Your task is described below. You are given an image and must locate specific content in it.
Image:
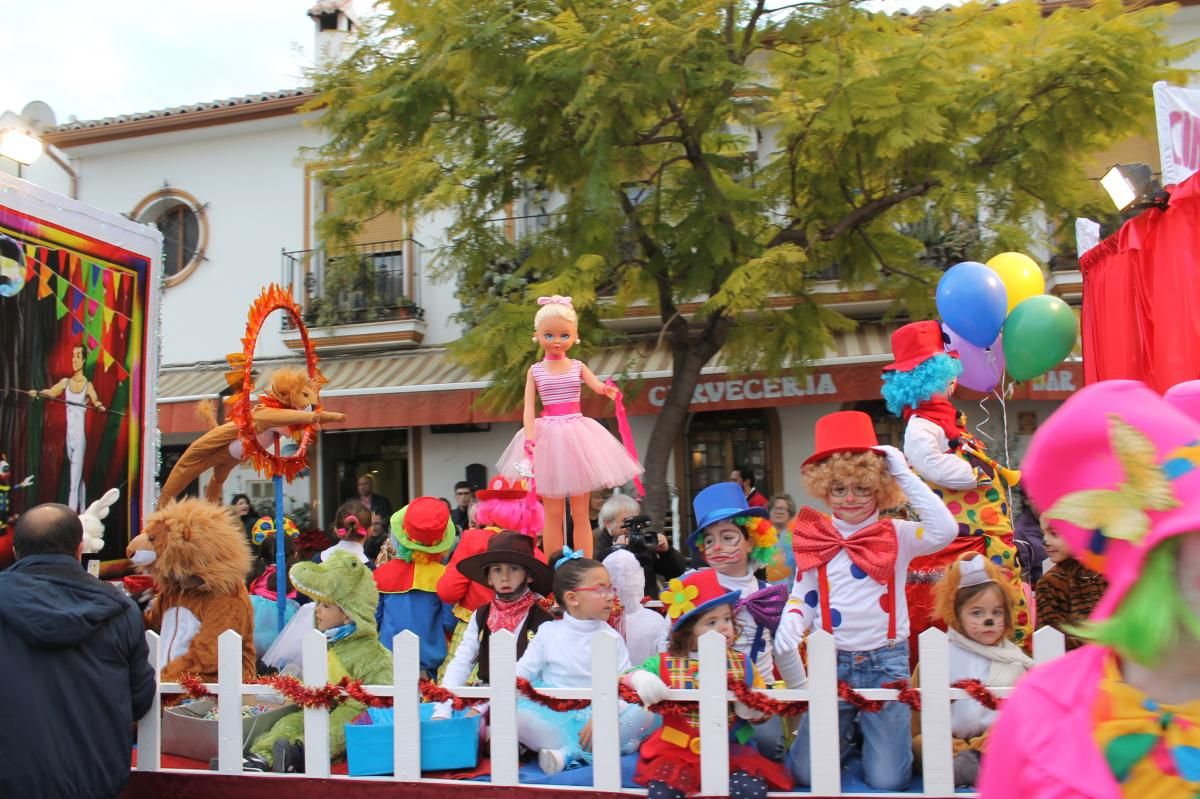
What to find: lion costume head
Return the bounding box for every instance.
[264,367,321,412]
[127,498,257,680]
[127,497,251,594]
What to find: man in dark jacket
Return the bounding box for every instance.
[0,503,156,799]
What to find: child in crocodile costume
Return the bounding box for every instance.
[244,550,393,772]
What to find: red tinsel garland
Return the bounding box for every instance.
[952,678,1002,710]
[169,672,922,719]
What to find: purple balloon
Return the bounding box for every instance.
[943,325,1006,393]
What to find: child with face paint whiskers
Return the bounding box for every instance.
[913,552,1033,788]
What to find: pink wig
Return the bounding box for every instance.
[474,495,544,538]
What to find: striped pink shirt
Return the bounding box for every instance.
[534,359,582,406]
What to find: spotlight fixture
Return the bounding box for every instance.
[0,128,44,166]
[1100,163,1169,212]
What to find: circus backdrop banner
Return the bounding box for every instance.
[0,174,161,566]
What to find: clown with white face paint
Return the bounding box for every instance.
[778,410,956,791]
[681,483,806,761]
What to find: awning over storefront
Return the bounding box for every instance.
[156,322,1082,434]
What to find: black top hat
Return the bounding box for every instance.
[457,530,553,596]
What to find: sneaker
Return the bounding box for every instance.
[239,754,271,772]
[537,748,566,776]
[273,738,305,774]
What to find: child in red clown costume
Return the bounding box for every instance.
[880,320,1031,649]
[979,380,1200,798]
[774,410,956,790]
[623,569,793,799]
[495,295,643,557]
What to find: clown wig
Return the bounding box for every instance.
[1079,538,1200,667]
[475,495,545,539]
[934,552,1019,639]
[881,353,963,417]
[801,451,907,511]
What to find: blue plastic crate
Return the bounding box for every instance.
[345,703,481,776]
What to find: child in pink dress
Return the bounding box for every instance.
[496,295,642,557]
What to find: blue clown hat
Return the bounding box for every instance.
[687,482,768,554]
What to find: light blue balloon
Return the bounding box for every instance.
[936,261,1008,348]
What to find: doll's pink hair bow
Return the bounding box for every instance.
[537,295,573,307]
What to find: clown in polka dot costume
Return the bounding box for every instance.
[775,410,956,791]
[880,320,1031,648]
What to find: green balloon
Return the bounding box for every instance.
[1002,295,1079,382]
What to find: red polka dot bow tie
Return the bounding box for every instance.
[790,507,897,584]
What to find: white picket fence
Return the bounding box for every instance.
[135,625,1067,796]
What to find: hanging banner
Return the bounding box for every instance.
[1154,81,1200,187]
[1075,218,1101,259]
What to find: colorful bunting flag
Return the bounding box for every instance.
[37,264,52,300]
[87,335,99,349]
[55,297,67,320]
[102,350,114,370]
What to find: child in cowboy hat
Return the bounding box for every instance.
[686,483,808,759]
[776,410,956,790]
[437,476,546,676]
[373,497,459,675]
[980,380,1200,798]
[433,530,555,722]
[624,569,794,798]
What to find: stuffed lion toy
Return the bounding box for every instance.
[126,498,256,681]
[158,367,345,508]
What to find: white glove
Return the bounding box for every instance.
[733,700,766,722]
[773,609,806,655]
[628,669,670,708]
[872,444,910,477]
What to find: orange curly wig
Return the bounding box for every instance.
[934,552,1019,638]
[801,451,906,510]
[139,498,252,595]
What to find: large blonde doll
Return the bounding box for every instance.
[495,296,642,556]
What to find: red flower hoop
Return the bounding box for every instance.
[225,284,324,481]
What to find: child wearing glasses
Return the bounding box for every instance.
[774,410,956,790]
[685,482,808,760]
[514,549,658,775]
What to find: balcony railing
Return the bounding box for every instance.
[282,239,422,328]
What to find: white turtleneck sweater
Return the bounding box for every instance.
[785,467,956,651]
[320,540,368,565]
[516,613,632,687]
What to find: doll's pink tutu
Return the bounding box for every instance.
[495,359,642,498]
[496,414,643,498]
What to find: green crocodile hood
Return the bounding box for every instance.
[290,550,379,637]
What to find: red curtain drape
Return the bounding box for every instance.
[1080,170,1200,392]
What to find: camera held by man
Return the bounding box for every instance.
[614,514,659,553]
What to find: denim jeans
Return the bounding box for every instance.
[787,641,913,790]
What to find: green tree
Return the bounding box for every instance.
[309,0,1186,529]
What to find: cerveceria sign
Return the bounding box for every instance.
[648,374,838,407]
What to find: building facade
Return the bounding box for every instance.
[9,0,1192,542]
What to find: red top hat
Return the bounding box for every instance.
[804,410,881,466]
[476,475,528,501]
[882,320,955,373]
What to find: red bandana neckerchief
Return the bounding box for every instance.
[487,589,539,633]
[903,396,963,442]
[790,507,898,585]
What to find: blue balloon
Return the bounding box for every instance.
[936,261,1008,348]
